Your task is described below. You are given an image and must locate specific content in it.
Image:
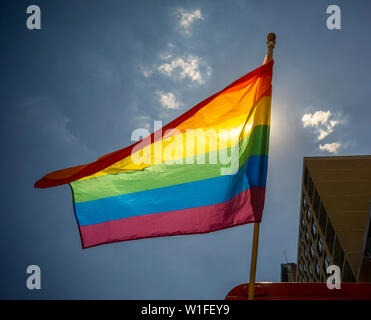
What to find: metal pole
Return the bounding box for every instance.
[247,33,276,300]
[248,222,261,299]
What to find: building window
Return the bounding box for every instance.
[300,233,304,243]
[308,175,314,201]
[307,206,311,222]
[318,237,323,254]
[301,215,305,228]
[304,166,309,189]
[303,264,306,273]
[305,229,309,242]
[304,248,308,258]
[302,194,306,210]
[313,187,320,213]
[300,247,303,258]
[310,244,315,259]
[326,220,335,252]
[309,264,313,276]
[315,261,320,277]
[323,255,329,273]
[298,263,302,273]
[312,220,317,237]
[318,202,327,232]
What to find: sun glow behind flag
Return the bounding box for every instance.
[35,60,274,248]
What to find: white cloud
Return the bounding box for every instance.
[301,109,346,154]
[140,55,211,85]
[176,8,204,35]
[140,66,153,78]
[156,91,181,110]
[302,110,331,128]
[319,142,341,154]
[301,110,340,141]
[157,55,211,84]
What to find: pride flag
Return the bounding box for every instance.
[35,60,274,248]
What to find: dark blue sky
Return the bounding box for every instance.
[1,0,370,299]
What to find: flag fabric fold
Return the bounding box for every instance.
[35,60,274,248]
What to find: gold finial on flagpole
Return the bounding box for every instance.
[267,32,276,61]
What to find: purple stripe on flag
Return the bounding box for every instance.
[78,187,266,248]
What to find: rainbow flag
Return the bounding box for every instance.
[35,60,274,248]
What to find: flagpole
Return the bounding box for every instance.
[247,32,276,300]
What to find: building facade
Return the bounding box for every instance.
[296,156,371,282]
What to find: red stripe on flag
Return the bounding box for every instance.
[35,61,273,188]
[78,187,266,248]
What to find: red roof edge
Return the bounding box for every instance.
[225,282,371,300]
